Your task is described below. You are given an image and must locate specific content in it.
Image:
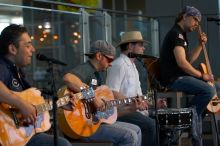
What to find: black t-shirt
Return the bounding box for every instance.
[0,56,30,91]
[159,24,189,85]
[135,58,148,94]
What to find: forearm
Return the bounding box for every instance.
[189,45,202,63]
[174,47,202,78]
[179,61,202,78]
[190,31,207,63]
[0,81,26,108]
[63,73,85,92]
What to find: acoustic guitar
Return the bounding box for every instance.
[198,25,220,114]
[57,85,153,139]
[0,87,93,146]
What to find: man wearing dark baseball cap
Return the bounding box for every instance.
[85,40,115,61]
[160,6,220,146]
[63,40,142,146]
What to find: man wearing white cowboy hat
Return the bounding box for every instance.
[106,31,157,146]
[116,31,149,47]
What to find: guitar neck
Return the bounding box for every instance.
[35,92,82,115]
[202,44,213,74]
[106,95,151,108]
[198,25,213,74]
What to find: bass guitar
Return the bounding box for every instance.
[0,87,94,146]
[198,25,220,114]
[57,85,153,139]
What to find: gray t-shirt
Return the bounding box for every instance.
[68,61,105,86]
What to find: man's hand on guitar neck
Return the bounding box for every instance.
[135,96,149,111]
[156,97,167,108]
[93,98,106,111]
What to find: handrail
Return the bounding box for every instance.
[33,0,152,18]
[0,3,81,15]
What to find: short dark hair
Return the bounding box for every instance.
[87,53,96,59]
[0,24,28,55]
[175,7,187,23]
[120,42,137,52]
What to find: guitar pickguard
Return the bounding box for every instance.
[92,107,114,123]
[24,113,44,137]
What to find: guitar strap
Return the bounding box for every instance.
[94,71,103,86]
[88,60,103,86]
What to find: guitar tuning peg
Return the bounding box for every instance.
[80,86,85,91]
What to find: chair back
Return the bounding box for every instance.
[143,58,166,91]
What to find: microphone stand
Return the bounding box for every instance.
[151,88,160,146]
[47,61,58,146]
[137,57,160,146]
[151,77,160,146]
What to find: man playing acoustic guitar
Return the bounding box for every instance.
[62,40,142,146]
[106,31,159,146]
[0,24,72,146]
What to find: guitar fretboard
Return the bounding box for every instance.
[35,92,82,115]
[106,95,151,108]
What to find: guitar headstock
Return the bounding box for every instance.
[142,89,154,105]
[146,89,154,99]
[56,85,95,107]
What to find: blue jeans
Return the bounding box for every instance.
[168,76,216,117]
[215,81,220,96]
[117,112,156,146]
[82,121,142,146]
[26,133,72,146]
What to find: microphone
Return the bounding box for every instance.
[128,52,156,59]
[207,17,220,22]
[36,53,67,66]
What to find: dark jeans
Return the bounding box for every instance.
[117,111,156,146]
[168,76,216,117]
[167,76,220,146]
[82,121,142,146]
[26,133,72,146]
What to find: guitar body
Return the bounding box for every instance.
[57,85,116,139]
[200,63,220,114]
[0,88,51,146]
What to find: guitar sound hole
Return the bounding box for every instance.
[212,102,218,106]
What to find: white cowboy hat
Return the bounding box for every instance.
[116,31,150,47]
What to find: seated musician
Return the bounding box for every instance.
[0,24,72,146]
[159,6,220,145]
[62,40,142,146]
[105,31,167,146]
